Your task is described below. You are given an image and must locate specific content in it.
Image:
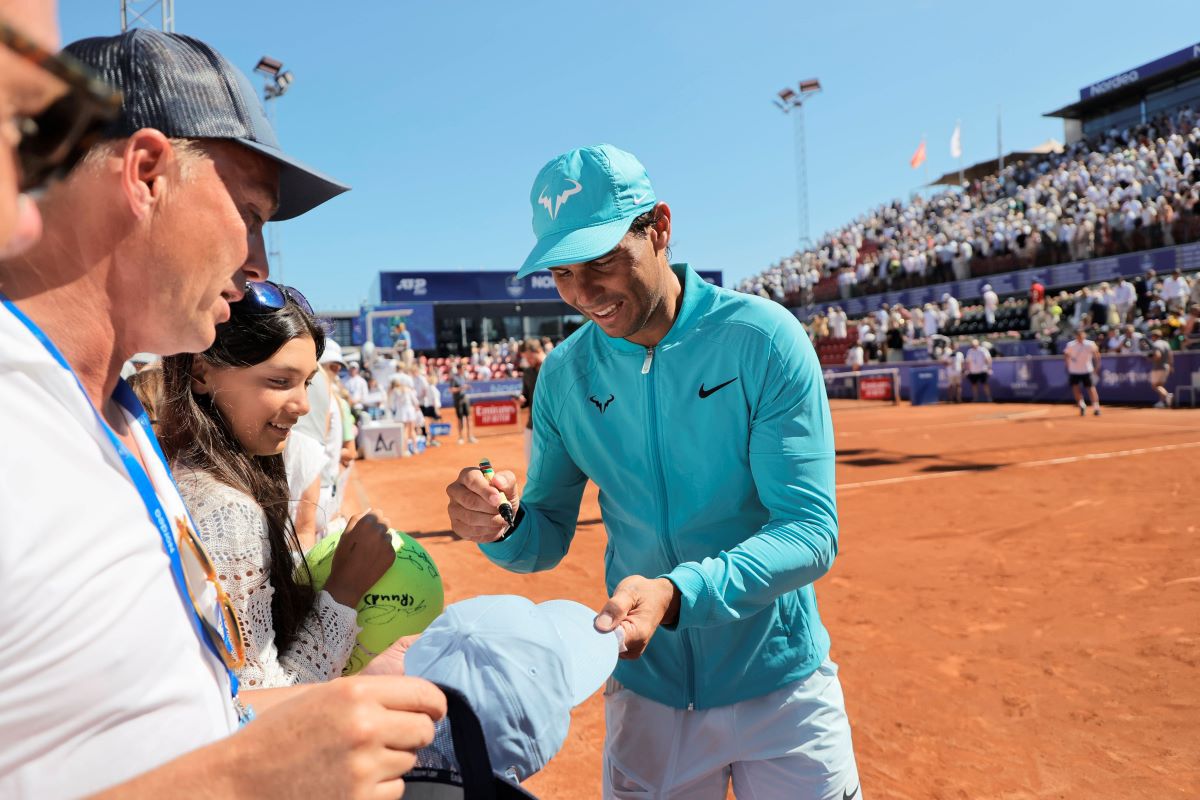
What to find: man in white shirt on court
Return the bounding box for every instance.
[964,338,993,402]
[846,341,865,372]
[1063,328,1102,416]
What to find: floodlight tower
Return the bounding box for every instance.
[773,79,822,250]
[254,57,295,282]
[120,0,174,32]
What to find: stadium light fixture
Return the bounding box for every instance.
[256,56,293,100]
[773,79,822,253]
[254,56,283,78]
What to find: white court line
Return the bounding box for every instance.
[836,440,1200,491]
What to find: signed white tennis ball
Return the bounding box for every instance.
[302,529,444,675]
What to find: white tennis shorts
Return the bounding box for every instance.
[602,658,862,799]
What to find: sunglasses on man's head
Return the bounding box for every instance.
[0,19,123,192]
[242,280,314,316]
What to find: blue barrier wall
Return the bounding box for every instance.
[827,352,1200,404]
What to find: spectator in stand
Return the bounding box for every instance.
[1092,282,1113,328]
[922,303,941,339]
[964,339,993,402]
[828,306,848,339]
[1135,269,1157,318]
[810,312,829,340]
[1064,329,1102,417]
[1113,277,1137,323]
[518,338,545,463]
[846,341,864,372]
[1030,278,1045,307]
[1112,324,1145,354]
[942,292,961,321]
[1162,268,1191,312]
[1147,329,1175,408]
[982,284,999,327]
[1183,304,1200,350]
[342,361,368,406]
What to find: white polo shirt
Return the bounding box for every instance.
[0,305,238,798]
[1064,338,1099,374]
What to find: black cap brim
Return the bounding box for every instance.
[237,138,350,221]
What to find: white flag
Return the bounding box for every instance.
[950,121,962,159]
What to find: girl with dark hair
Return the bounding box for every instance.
[159,282,395,689]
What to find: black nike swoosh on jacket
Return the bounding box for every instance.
[698,377,739,399]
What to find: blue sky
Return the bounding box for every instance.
[60,0,1199,310]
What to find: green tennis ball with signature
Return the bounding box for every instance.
[302,529,444,675]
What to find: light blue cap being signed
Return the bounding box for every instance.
[404,595,619,782]
[517,144,657,278]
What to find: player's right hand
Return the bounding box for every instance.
[446,466,520,543]
[233,676,445,800]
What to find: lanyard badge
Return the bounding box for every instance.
[2,296,249,722]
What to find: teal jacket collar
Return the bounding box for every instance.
[602,263,714,353]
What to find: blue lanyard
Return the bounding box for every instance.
[1,295,241,702]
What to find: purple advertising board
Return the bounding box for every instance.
[826,352,1200,405]
[1078,43,1200,101]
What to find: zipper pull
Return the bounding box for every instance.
[641,347,655,375]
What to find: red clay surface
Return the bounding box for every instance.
[348,402,1200,799]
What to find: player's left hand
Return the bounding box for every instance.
[594,576,681,660]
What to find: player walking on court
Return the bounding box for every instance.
[964,339,993,402]
[1064,329,1101,416]
[1147,329,1174,408]
[446,145,861,799]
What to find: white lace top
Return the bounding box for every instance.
[174,467,360,688]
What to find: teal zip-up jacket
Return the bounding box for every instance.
[481,263,838,710]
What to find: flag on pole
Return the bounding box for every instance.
[950,121,962,159]
[910,138,926,169]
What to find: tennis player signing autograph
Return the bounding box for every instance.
[0,21,442,798]
[447,144,863,799]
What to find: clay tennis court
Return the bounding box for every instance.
[350,401,1200,799]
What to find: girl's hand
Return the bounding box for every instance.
[324,510,394,607]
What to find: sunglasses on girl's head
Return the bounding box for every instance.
[0,19,123,193]
[243,280,314,316]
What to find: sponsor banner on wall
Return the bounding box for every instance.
[825,352,1199,405]
[473,400,519,427]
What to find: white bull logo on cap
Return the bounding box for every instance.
[538,179,583,220]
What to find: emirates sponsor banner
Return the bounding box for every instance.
[473,400,518,427]
[858,376,894,401]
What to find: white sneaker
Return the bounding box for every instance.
[457,438,465,445]
[468,436,479,444]
[1078,402,1086,416]
[1153,400,1167,409]
[1165,393,1173,408]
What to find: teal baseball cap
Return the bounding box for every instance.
[517,144,657,278]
